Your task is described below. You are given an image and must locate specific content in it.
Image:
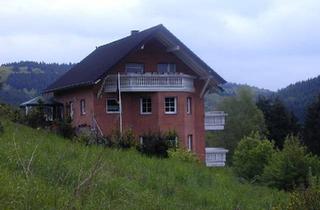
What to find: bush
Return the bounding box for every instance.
[53,118,75,139]
[0,121,4,135]
[107,129,137,149]
[275,174,320,210]
[262,135,312,190]
[233,132,275,180]
[168,148,199,163]
[24,108,47,128]
[137,131,174,158]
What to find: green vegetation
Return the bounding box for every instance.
[303,94,320,155]
[233,132,274,180]
[257,96,300,149]
[206,87,267,159]
[277,75,320,122]
[233,133,320,192]
[0,120,287,209]
[0,61,73,105]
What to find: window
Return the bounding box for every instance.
[139,136,144,145]
[186,97,192,114]
[140,97,152,114]
[165,97,177,114]
[187,135,193,151]
[66,101,74,119]
[168,136,178,147]
[126,63,144,74]
[106,99,120,113]
[80,99,86,115]
[157,63,176,74]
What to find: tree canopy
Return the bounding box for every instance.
[257,96,300,149]
[303,94,320,155]
[206,87,267,159]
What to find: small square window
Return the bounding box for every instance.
[80,99,86,115]
[157,63,176,74]
[165,97,177,114]
[140,97,152,114]
[126,63,144,74]
[106,99,120,113]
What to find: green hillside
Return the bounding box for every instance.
[277,75,320,122]
[0,120,287,209]
[0,61,73,105]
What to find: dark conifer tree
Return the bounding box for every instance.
[257,96,300,148]
[303,94,320,155]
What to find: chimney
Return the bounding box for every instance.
[131,30,139,35]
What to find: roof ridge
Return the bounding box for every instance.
[97,24,163,49]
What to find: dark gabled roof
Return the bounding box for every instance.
[45,24,226,92]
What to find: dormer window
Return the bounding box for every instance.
[126,63,144,74]
[157,63,176,74]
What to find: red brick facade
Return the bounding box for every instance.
[54,39,207,160]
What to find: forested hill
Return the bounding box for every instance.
[0,61,73,105]
[205,82,273,111]
[277,75,320,122]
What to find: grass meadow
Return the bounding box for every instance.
[0,120,287,209]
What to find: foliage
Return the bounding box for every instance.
[168,148,199,163]
[233,132,275,180]
[24,100,47,129]
[257,96,300,149]
[262,136,315,191]
[52,117,75,139]
[274,175,320,210]
[206,87,267,160]
[277,75,320,122]
[0,120,288,209]
[107,129,137,149]
[0,121,3,135]
[303,94,320,155]
[137,131,169,158]
[0,61,73,105]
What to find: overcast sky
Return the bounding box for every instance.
[0,0,319,90]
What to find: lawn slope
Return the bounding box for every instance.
[0,120,287,209]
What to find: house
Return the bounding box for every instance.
[37,24,226,161]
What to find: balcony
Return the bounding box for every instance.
[205,111,227,131]
[104,73,195,92]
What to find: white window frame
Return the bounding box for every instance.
[164,97,177,114]
[70,101,74,119]
[106,98,120,113]
[186,97,192,114]
[139,136,144,145]
[187,135,193,151]
[80,99,86,115]
[125,63,144,74]
[157,63,176,74]
[140,97,152,114]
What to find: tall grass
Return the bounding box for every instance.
[0,120,287,209]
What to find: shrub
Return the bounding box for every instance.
[137,131,171,158]
[233,132,275,180]
[107,129,137,149]
[53,118,75,139]
[168,148,199,163]
[73,126,93,145]
[275,174,320,210]
[262,135,312,190]
[0,121,4,135]
[24,108,47,128]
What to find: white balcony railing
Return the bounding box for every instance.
[205,111,227,131]
[104,73,195,92]
[205,147,229,167]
